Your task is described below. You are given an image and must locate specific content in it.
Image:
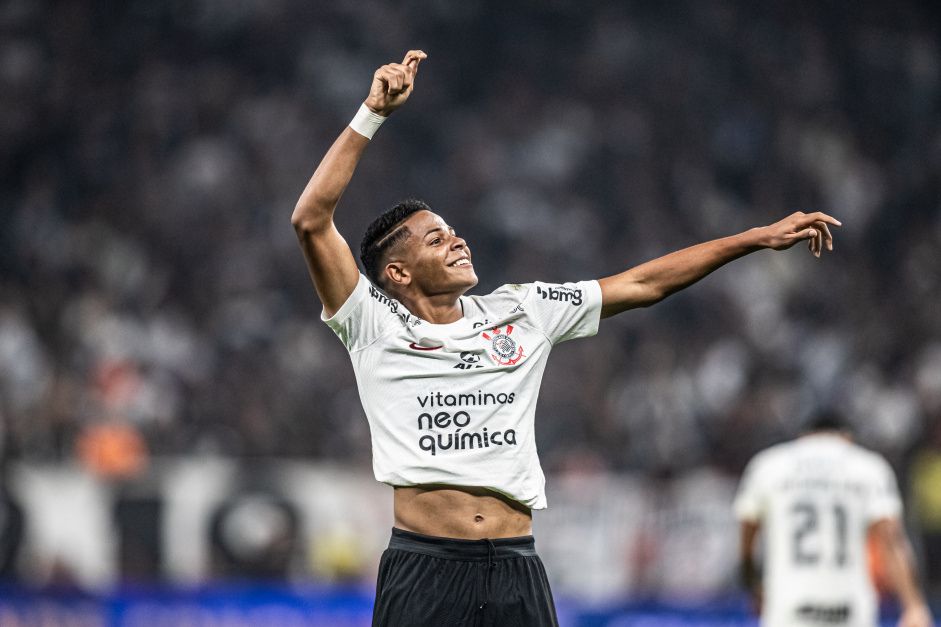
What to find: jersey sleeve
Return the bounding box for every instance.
[865,455,903,523]
[321,274,403,352]
[522,280,602,344]
[734,454,769,522]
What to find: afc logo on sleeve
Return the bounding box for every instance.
[535,285,582,306]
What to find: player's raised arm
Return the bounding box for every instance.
[597,211,841,318]
[292,50,426,317]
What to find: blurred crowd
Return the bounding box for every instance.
[1,0,940,590]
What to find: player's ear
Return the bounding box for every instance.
[385,262,410,287]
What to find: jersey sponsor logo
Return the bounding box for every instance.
[413,391,520,456]
[481,325,525,366]
[418,427,517,456]
[454,351,483,369]
[416,410,518,456]
[408,342,442,351]
[796,604,851,623]
[417,390,515,408]
[369,285,423,326]
[535,285,582,306]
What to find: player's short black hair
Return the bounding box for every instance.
[806,410,850,434]
[360,199,430,288]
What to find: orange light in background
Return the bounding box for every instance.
[76,422,149,479]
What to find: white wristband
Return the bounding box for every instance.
[349,104,387,139]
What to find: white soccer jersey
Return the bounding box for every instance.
[734,435,903,627]
[323,273,603,510]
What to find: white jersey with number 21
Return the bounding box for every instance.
[734,434,902,627]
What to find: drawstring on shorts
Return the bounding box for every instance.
[479,539,498,610]
[385,529,537,614]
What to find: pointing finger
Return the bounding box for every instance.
[402,49,427,70]
[805,211,842,227]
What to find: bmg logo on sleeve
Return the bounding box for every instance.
[535,285,582,306]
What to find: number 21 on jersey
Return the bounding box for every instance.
[791,499,849,567]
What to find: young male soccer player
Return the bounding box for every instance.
[292,50,842,626]
[734,412,933,627]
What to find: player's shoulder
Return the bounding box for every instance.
[467,279,598,317]
[466,283,532,309]
[843,441,895,475]
[742,441,797,480]
[462,283,527,298]
[493,283,534,298]
[491,280,595,304]
[357,276,425,327]
[454,284,527,324]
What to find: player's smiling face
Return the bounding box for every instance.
[392,210,477,296]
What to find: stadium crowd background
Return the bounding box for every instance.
[1,0,941,608]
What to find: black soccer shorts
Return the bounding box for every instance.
[372,528,559,627]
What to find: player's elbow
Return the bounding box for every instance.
[599,276,666,316]
[290,207,309,232]
[631,283,670,308]
[292,187,341,232]
[291,203,330,236]
[649,286,676,306]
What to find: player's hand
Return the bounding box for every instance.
[364,50,426,117]
[759,211,842,257]
[898,604,933,627]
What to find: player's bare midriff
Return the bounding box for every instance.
[393,484,533,539]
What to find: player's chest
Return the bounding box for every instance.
[382,320,545,372]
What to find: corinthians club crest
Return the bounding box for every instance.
[481,325,525,366]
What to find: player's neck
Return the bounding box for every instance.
[801,430,851,442]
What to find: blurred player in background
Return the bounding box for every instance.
[735,411,933,627]
[292,50,841,626]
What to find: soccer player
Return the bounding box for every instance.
[734,412,933,627]
[292,50,841,626]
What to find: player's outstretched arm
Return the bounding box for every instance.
[292,50,426,318]
[598,211,841,318]
[871,518,933,627]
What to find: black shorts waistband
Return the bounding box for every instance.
[388,528,537,561]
